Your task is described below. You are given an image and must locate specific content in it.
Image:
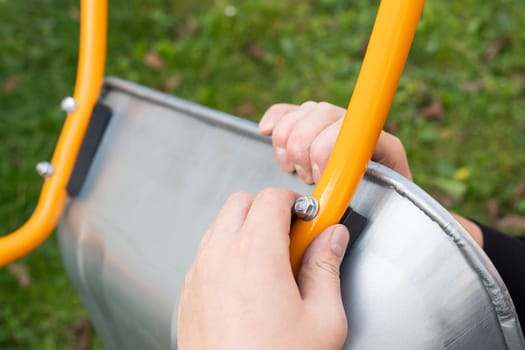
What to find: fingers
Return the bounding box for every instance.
[269,101,318,174]
[285,103,345,184]
[309,120,342,183]
[199,188,298,261]
[259,102,345,184]
[199,192,254,254]
[297,224,349,345]
[260,101,414,182]
[241,188,298,255]
[259,103,300,135]
[297,224,349,300]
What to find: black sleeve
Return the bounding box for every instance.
[476,221,525,334]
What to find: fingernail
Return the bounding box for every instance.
[295,164,313,184]
[330,226,350,259]
[276,148,294,172]
[312,163,321,183]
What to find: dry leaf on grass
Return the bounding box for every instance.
[72,319,92,350]
[245,43,265,61]
[7,262,31,287]
[177,20,198,38]
[2,76,21,92]
[144,51,166,71]
[461,79,485,93]
[69,7,80,21]
[484,35,511,61]
[235,103,256,118]
[159,75,182,92]
[419,99,444,121]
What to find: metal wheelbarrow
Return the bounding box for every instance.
[1,0,524,349]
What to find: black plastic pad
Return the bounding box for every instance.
[67,103,112,197]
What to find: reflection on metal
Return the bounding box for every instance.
[57,79,524,350]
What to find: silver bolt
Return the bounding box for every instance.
[293,196,319,221]
[60,96,77,113]
[36,161,54,178]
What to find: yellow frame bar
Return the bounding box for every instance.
[290,0,425,274]
[0,0,107,266]
[2,0,421,269]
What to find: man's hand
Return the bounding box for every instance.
[177,188,350,349]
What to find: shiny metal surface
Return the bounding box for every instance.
[60,96,78,114]
[57,78,524,349]
[36,161,54,178]
[293,196,319,221]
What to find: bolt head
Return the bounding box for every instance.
[293,196,319,221]
[36,161,54,178]
[60,96,77,113]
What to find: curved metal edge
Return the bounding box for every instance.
[364,162,525,348]
[103,77,268,144]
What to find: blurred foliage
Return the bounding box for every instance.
[1,0,524,348]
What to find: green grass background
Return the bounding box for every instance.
[1,0,524,348]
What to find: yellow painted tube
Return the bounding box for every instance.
[0,0,107,266]
[290,0,425,275]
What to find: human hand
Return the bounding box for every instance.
[259,103,485,246]
[259,102,412,183]
[177,188,350,350]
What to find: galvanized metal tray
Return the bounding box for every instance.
[58,78,524,349]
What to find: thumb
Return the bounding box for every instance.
[297,224,349,304]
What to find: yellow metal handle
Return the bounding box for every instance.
[0,0,107,266]
[290,0,425,274]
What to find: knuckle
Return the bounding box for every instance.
[227,191,252,202]
[257,187,295,204]
[225,192,254,208]
[389,137,408,161]
[300,100,316,108]
[316,101,345,118]
[265,103,283,114]
[302,254,341,279]
[316,101,333,113]
[272,126,289,148]
[258,187,281,199]
[382,132,405,154]
[390,135,405,153]
[313,258,340,276]
[286,134,309,163]
[310,137,332,166]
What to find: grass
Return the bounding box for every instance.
[1,0,524,348]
